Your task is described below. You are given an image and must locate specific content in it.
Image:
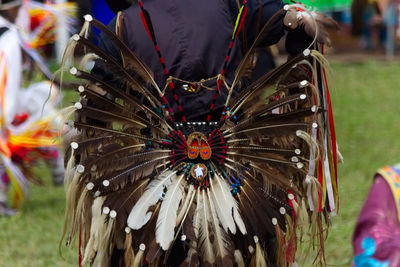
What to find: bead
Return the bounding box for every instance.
[84,14,93,22]
[300,80,308,87]
[74,102,82,110]
[102,207,110,215]
[279,207,286,215]
[110,210,117,219]
[70,142,78,150]
[297,162,304,169]
[86,182,94,191]
[77,165,85,174]
[311,105,317,112]
[69,67,77,75]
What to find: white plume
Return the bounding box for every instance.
[127,170,176,230]
[206,188,230,260]
[210,174,236,234]
[193,189,201,239]
[176,184,195,226]
[156,174,185,250]
[214,174,246,235]
[199,190,215,264]
[83,196,106,264]
[233,208,247,235]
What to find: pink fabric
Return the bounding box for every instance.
[1,172,9,184]
[353,175,400,266]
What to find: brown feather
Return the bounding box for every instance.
[90,18,160,90]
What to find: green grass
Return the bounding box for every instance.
[1,60,400,266]
[322,60,400,266]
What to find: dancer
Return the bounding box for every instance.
[62,1,339,266]
[0,0,62,215]
[353,164,400,266]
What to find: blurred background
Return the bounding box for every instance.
[1,0,400,266]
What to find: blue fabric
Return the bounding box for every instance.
[354,237,390,267]
[91,0,114,34]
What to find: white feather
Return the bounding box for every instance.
[176,184,195,226]
[214,174,247,235]
[83,197,106,264]
[210,174,236,234]
[193,189,201,239]
[233,208,247,235]
[234,250,245,267]
[199,190,215,264]
[206,188,229,260]
[127,170,176,230]
[156,174,185,250]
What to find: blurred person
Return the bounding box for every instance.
[353,164,400,266]
[0,0,63,216]
[352,0,386,50]
[61,0,339,266]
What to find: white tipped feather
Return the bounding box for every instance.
[176,185,195,226]
[82,197,106,264]
[233,208,247,235]
[79,53,99,70]
[92,218,115,266]
[206,188,230,261]
[156,174,185,250]
[173,185,197,243]
[213,173,247,235]
[210,174,236,234]
[127,170,176,230]
[254,236,267,267]
[234,250,245,267]
[199,190,215,264]
[193,189,201,239]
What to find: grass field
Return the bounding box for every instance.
[1,60,400,266]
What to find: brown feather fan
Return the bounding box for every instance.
[61,3,339,267]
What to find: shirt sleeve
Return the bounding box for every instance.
[353,175,400,266]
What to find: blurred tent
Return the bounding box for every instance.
[286,0,352,11]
